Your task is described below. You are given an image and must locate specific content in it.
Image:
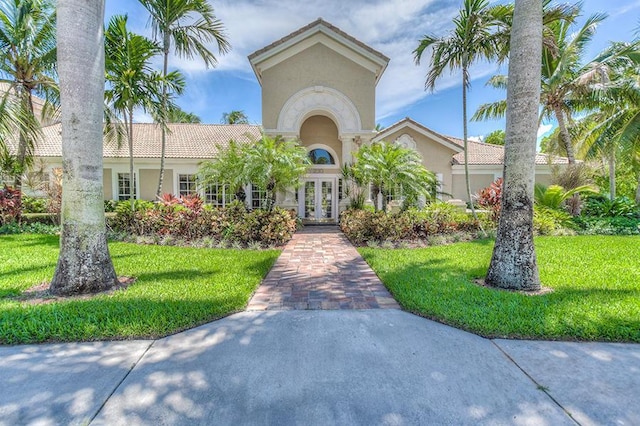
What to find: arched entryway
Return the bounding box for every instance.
[298,115,341,223]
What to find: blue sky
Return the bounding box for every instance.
[105,0,640,140]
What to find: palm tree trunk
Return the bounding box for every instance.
[462,72,480,219]
[635,171,640,204]
[51,0,118,295]
[554,106,575,164]
[608,152,616,200]
[156,37,170,198]
[128,109,135,211]
[486,0,542,291]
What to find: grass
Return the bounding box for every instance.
[0,234,280,344]
[360,236,640,342]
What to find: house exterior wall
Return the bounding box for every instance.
[261,42,376,131]
[139,169,173,200]
[103,169,112,200]
[377,127,459,199]
[452,173,496,200]
[300,115,342,166]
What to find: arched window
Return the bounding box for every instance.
[308,148,335,165]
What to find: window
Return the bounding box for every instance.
[308,149,335,165]
[117,173,136,201]
[178,174,197,196]
[205,183,234,207]
[338,178,343,201]
[386,184,404,204]
[250,184,267,209]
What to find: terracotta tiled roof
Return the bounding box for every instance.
[33,123,262,159]
[375,117,463,152]
[448,136,569,165]
[248,18,389,63]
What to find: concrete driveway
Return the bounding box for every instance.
[1,310,638,425]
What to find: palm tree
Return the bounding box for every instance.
[138,0,230,198]
[352,141,437,212]
[243,135,310,211]
[0,0,57,190]
[104,14,184,210]
[198,139,248,202]
[575,41,640,201]
[414,0,508,220]
[221,110,249,124]
[473,9,608,165]
[166,106,201,123]
[485,0,543,291]
[50,0,118,295]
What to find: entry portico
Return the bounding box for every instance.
[249,18,389,223]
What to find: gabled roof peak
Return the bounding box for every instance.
[248,18,389,85]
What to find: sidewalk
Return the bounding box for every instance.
[1,310,638,425]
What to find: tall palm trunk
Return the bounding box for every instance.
[14,89,36,190]
[156,35,170,198]
[635,171,640,204]
[486,0,542,291]
[127,109,135,211]
[554,106,576,164]
[51,0,118,295]
[462,69,479,222]
[608,152,616,200]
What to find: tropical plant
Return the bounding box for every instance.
[50,0,118,295]
[104,14,184,211]
[352,141,437,212]
[574,40,640,201]
[534,183,596,212]
[243,135,310,212]
[486,0,543,291]
[484,129,505,145]
[221,110,249,124]
[138,0,230,198]
[0,0,58,189]
[198,139,248,202]
[414,0,509,220]
[166,105,201,123]
[475,177,503,221]
[473,7,608,164]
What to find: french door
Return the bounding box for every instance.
[299,178,336,222]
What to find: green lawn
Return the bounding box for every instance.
[0,234,279,344]
[360,236,640,342]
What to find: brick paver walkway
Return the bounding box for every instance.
[247,226,400,310]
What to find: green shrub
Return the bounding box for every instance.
[533,206,575,235]
[582,195,640,218]
[20,213,57,225]
[572,216,640,235]
[21,196,48,213]
[339,204,482,245]
[104,200,119,212]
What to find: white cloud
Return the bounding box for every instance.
[162,0,465,116]
[537,123,553,138]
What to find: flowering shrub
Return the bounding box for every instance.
[110,194,297,246]
[0,185,22,225]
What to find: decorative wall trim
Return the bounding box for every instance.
[277,86,362,134]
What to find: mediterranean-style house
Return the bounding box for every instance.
[20,18,565,224]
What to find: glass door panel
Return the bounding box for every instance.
[320,180,333,219]
[304,181,316,219]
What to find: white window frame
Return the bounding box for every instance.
[117,172,137,201]
[178,173,197,197]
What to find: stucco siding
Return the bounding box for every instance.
[139,169,173,200]
[262,42,376,131]
[452,173,496,200]
[378,128,458,199]
[103,169,112,200]
[300,115,342,166]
